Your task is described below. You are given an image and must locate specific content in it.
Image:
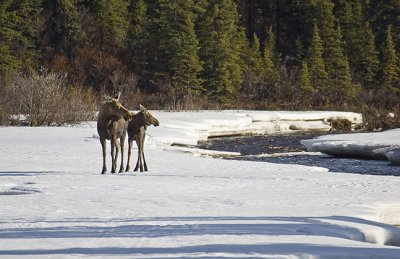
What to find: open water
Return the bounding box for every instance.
[197,132,400,176]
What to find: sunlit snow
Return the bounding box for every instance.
[1,110,399,259]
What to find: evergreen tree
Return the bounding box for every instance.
[263,32,280,83]
[142,0,203,95]
[315,0,355,103]
[299,60,313,93]
[381,25,400,92]
[277,0,316,61]
[0,0,40,82]
[314,0,340,76]
[361,22,380,86]
[298,60,313,105]
[368,0,400,52]
[293,37,305,68]
[249,33,264,78]
[265,26,280,66]
[0,2,19,80]
[50,0,85,58]
[197,0,244,103]
[336,1,379,87]
[126,0,148,70]
[162,0,203,94]
[330,24,357,103]
[261,28,280,101]
[95,0,129,48]
[242,33,264,97]
[307,23,328,102]
[337,2,364,71]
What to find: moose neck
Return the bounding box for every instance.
[98,106,125,127]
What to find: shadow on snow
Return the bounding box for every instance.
[0,216,399,256]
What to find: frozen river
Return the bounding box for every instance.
[197,132,400,176]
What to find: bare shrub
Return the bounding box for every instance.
[7,69,96,126]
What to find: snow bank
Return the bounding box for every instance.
[301,129,400,164]
[147,110,362,147]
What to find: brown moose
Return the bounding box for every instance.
[126,105,160,172]
[97,93,134,174]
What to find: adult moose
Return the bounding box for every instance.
[126,105,159,172]
[97,93,134,174]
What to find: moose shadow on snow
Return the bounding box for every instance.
[0,216,399,256]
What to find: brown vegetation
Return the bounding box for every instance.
[1,69,96,126]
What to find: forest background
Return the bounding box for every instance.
[0,0,399,128]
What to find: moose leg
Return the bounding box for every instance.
[114,138,121,173]
[141,136,148,171]
[142,149,148,172]
[126,139,132,172]
[118,136,125,173]
[134,139,141,172]
[100,138,107,174]
[111,137,117,174]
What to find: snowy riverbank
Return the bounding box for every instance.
[1,110,400,258]
[146,110,363,146]
[301,129,400,164]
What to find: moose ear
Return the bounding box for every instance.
[139,104,147,112]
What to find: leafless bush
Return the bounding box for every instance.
[7,70,96,126]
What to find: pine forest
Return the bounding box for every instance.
[0,0,399,127]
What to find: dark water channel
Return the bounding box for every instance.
[197,132,400,176]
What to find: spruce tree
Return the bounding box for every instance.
[258,26,280,101]
[381,25,400,92]
[330,24,357,103]
[161,0,203,94]
[0,0,39,82]
[51,0,85,57]
[0,2,20,79]
[299,60,313,93]
[126,0,148,70]
[95,0,129,48]
[293,37,305,68]
[263,33,280,85]
[242,33,264,97]
[315,0,342,75]
[197,0,244,103]
[307,23,328,102]
[368,0,400,52]
[315,0,355,104]
[142,0,203,95]
[298,60,313,105]
[249,33,264,79]
[361,22,380,86]
[265,26,280,67]
[338,2,364,71]
[336,1,379,87]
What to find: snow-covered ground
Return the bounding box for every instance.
[1,110,400,259]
